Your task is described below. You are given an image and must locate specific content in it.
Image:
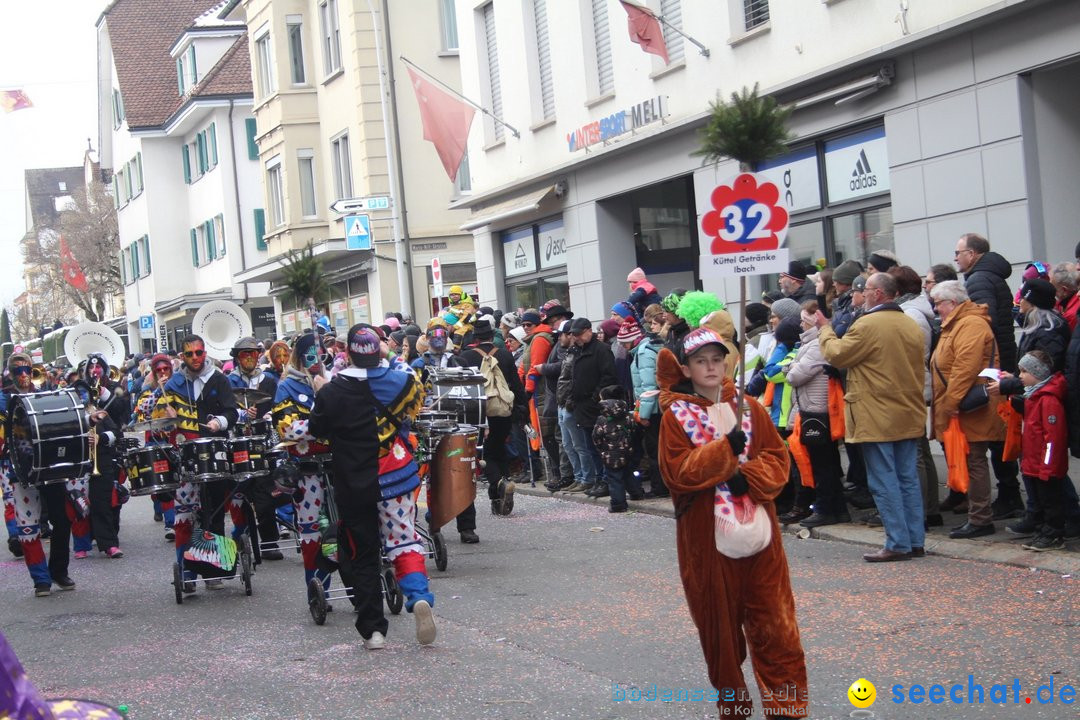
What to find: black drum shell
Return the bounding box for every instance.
[179,438,231,481]
[125,444,180,496]
[7,390,90,486]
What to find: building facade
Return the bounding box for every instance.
[97,0,272,354]
[453,0,1080,318]
[237,0,473,332]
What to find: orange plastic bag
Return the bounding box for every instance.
[788,415,815,488]
[997,400,1022,462]
[528,399,542,452]
[943,416,970,493]
[762,382,776,410]
[827,378,846,441]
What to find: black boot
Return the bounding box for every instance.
[991,485,1024,520]
[8,537,23,558]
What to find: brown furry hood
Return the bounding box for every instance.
[656,347,736,413]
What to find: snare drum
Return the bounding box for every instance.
[229,435,269,480]
[235,418,271,438]
[7,390,90,486]
[180,437,231,482]
[125,445,181,496]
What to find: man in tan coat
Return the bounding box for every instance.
[817,272,928,562]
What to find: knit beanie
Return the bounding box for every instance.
[626,267,646,284]
[611,301,635,319]
[832,259,864,286]
[661,292,683,314]
[868,250,899,273]
[1021,279,1056,311]
[616,318,643,345]
[770,297,801,322]
[744,302,769,328]
[774,317,802,348]
[599,318,621,339]
[1018,352,1052,382]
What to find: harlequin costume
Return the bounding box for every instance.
[656,346,808,719]
[133,357,177,540]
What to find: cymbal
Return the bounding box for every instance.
[272,440,298,450]
[127,417,177,433]
[233,388,271,406]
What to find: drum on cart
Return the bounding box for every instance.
[179,437,231,482]
[235,418,271,439]
[428,427,479,531]
[124,444,181,496]
[6,389,91,486]
[428,368,487,428]
[229,435,269,480]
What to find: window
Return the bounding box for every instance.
[112,89,125,128]
[591,0,614,96]
[122,246,134,283]
[204,218,217,260]
[253,209,267,251]
[287,16,306,84]
[630,176,700,275]
[439,0,458,51]
[298,149,318,217]
[213,214,226,258]
[187,45,198,85]
[208,123,218,168]
[532,0,554,121]
[319,0,342,75]
[137,236,151,277]
[190,226,207,267]
[177,45,198,94]
[134,152,143,194]
[119,250,129,285]
[330,133,352,200]
[659,0,685,64]
[744,0,769,30]
[266,158,285,227]
[481,3,504,142]
[255,30,276,97]
[455,149,471,194]
[245,118,259,160]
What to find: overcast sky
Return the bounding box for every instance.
[0,1,108,308]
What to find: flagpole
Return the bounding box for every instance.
[656,15,711,58]
[399,56,521,139]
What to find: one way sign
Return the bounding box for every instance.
[345,214,372,250]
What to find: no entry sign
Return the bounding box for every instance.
[699,172,790,278]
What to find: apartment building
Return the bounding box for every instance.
[453,0,1080,317]
[96,0,272,353]
[237,0,473,331]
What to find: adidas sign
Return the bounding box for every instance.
[849,148,878,191]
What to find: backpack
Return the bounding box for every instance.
[479,348,515,417]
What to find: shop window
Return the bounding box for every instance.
[506,274,568,313]
[631,176,699,276]
[831,207,894,268]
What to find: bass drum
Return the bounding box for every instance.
[428,429,478,532]
[7,390,90,486]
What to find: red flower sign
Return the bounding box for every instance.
[700,173,789,254]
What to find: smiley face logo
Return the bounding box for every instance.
[848,678,876,708]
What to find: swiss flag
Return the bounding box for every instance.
[619,1,670,65]
[406,66,475,182]
[59,235,89,292]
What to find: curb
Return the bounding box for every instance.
[515,484,1080,575]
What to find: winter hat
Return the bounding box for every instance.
[449,285,464,297]
[832,259,864,286]
[500,312,520,330]
[294,332,318,363]
[744,302,770,328]
[473,319,496,341]
[661,292,683,314]
[1018,351,1052,382]
[346,325,382,368]
[509,326,527,343]
[1021,278,1056,310]
[611,301,635,319]
[626,267,646,284]
[479,306,495,317]
[616,318,643,345]
[769,297,802,322]
[542,304,573,322]
[1023,262,1049,282]
[599,384,628,401]
[599,318,621,339]
[404,324,422,337]
[868,250,899,273]
[774,317,802,348]
[150,353,172,371]
[384,316,401,331]
[681,328,729,361]
[389,330,407,347]
[761,290,783,305]
[521,311,542,326]
[852,275,868,292]
[781,261,808,282]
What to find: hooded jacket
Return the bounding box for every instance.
[591,398,635,469]
[1019,373,1068,480]
[929,301,1005,442]
[898,291,935,402]
[785,326,828,415]
[630,333,664,420]
[964,251,1018,372]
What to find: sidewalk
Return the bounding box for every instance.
[514,451,1080,575]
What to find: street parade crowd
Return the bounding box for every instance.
[3,232,1080,718]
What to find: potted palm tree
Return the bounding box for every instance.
[279,242,331,333]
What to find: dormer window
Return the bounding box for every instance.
[176,44,198,95]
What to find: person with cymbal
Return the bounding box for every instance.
[227,336,282,559]
[161,334,243,592]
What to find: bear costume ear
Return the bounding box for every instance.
[656,348,683,392]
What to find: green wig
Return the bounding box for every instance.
[675,291,726,329]
[661,292,682,313]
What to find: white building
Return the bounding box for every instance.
[453,0,1080,317]
[97,0,272,353]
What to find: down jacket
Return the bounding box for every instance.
[630,334,664,420]
[784,326,828,415]
[964,251,1018,372]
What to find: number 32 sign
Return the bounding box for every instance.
[699,173,790,278]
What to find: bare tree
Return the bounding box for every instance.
[23,180,122,322]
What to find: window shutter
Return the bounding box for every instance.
[659,0,685,64]
[188,45,197,85]
[197,133,207,174]
[216,215,225,258]
[182,146,191,184]
[205,219,216,260]
[482,3,503,141]
[143,236,151,274]
[245,118,259,160]
[190,229,198,266]
[177,58,185,94]
[131,242,139,280]
[534,0,554,120]
[118,250,127,285]
[209,122,218,166]
[112,176,119,207]
[592,0,613,95]
[254,209,267,250]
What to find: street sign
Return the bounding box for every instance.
[158,322,168,352]
[345,214,372,250]
[699,172,790,279]
[330,196,393,214]
[431,257,443,299]
[138,314,155,340]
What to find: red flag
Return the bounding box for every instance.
[59,236,89,292]
[619,1,670,65]
[406,66,475,182]
[0,89,33,113]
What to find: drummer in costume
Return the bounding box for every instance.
[3,353,77,596]
[308,325,436,648]
[271,333,332,592]
[161,334,244,591]
[227,336,282,559]
[133,354,178,542]
[72,354,129,559]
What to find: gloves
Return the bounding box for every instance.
[726,471,749,496]
[822,364,843,380]
[726,428,747,457]
[997,376,1024,397]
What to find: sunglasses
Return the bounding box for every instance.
[154,365,172,375]
[184,349,206,358]
[237,350,260,358]
[11,366,31,376]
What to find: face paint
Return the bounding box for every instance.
[302,345,320,369]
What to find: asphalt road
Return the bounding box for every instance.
[1,492,1076,719]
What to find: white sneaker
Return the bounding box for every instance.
[363,631,386,651]
[413,600,436,646]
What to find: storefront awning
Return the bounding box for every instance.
[234,239,351,284]
[459,185,558,232]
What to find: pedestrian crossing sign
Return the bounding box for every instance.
[345,214,372,250]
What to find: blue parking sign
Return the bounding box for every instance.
[345,214,372,250]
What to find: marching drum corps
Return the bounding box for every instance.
[0,301,502,649]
